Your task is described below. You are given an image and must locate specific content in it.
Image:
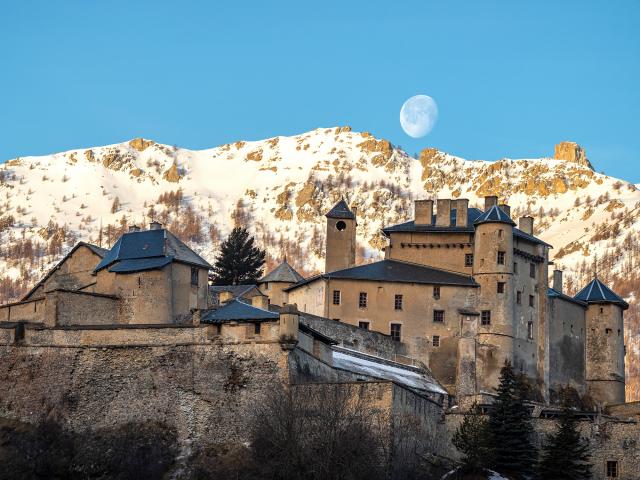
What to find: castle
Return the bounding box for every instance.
[285,196,628,407]
[0,198,638,478]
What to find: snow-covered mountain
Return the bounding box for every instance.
[1,127,639,398]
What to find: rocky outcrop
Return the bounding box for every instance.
[554,141,593,169]
[129,138,155,152]
[162,162,182,183]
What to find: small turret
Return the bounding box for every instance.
[575,278,628,405]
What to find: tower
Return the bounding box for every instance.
[575,278,628,405]
[472,201,516,393]
[324,199,356,273]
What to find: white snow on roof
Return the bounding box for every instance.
[332,350,447,395]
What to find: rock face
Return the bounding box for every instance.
[554,141,593,169]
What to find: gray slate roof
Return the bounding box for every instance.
[574,278,629,309]
[285,259,478,291]
[260,260,305,283]
[382,206,550,247]
[201,299,279,323]
[326,199,356,219]
[94,228,212,273]
[474,205,517,226]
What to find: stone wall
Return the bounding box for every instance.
[55,290,119,326]
[0,338,287,462]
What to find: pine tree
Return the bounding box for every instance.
[487,361,537,479]
[452,403,493,474]
[538,401,592,479]
[212,227,265,285]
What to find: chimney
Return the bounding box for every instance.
[498,203,511,217]
[519,216,534,235]
[251,295,270,311]
[553,270,563,293]
[484,195,498,211]
[414,200,434,225]
[149,220,162,230]
[436,199,452,226]
[128,225,140,232]
[455,199,469,227]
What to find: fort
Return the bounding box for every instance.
[1,198,639,478]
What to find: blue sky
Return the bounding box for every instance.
[2,1,639,180]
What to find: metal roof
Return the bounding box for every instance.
[285,259,478,291]
[474,205,517,226]
[574,278,629,309]
[326,199,356,219]
[94,228,212,273]
[259,260,305,283]
[201,299,279,323]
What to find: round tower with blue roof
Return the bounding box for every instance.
[472,196,518,392]
[575,277,628,405]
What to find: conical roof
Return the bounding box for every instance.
[474,204,516,226]
[326,199,355,219]
[574,278,629,309]
[260,260,305,283]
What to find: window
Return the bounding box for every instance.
[191,267,199,286]
[497,251,505,265]
[527,321,534,340]
[465,253,474,267]
[336,220,346,231]
[394,294,403,310]
[359,292,368,308]
[497,282,505,294]
[432,335,440,347]
[481,310,491,326]
[358,321,370,330]
[513,262,518,273]
[606,460,618,478]
[600,307,604,314]
[516,291,522,304]
[433,310,445,323]
[530,263,536,278]
[606,328,612,335]
[254,323,261,335]
[433,286,441,299]
[529,295,535,307]
[390,323,402,341]
[332,290,341,305]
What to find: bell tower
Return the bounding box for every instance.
[325,199,356,273]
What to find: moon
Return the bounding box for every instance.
[399,95,438,138]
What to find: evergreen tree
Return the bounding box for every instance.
[487,361,537,479]
[538,401,592,479]
[212,227,265,285]
[452,403,493,474]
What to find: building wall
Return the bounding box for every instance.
[547,296,587,396]
[54,291,119,326]
[259,281,290,307]
[385,231,474,274]
[169,263,208,315]
[318,278,477,392]
[23,245,103,300]
[286,279,327,317]
[586,304,626,405]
